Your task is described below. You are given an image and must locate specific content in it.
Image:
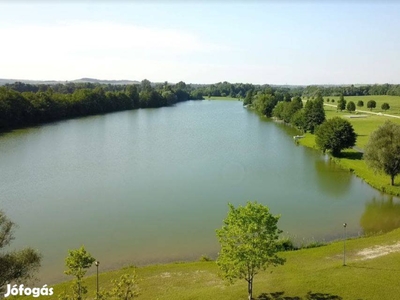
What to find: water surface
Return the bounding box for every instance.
[0,100,397,283]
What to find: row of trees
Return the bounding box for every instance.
[263,93,325,133]
[302,83,400,97]
[6,81,400,99]
[334,96,391,112]
[0,81,203,130]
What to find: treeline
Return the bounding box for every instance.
[2,78,400,131]
[302,84,400,97]
[0,80,202,130]
[245,89,325,133]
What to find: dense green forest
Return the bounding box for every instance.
[1,79,400,131]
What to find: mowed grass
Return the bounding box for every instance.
[299,105,400,195]
[206,96,241,101]
[323,95,400,115]
[13,228,400,300]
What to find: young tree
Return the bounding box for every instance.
[337,94,346,112]
[367,100,376,111]
[381,102,390,111]
[216,202,285,300]
[346,101,356,113]
[364,121,400,186]
[0,211,41,294]
[357,100,364,108]
[64,246,96,300]
[315,117,356,156]
[111,272,140,300]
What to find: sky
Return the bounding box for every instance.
[0,1,400,85]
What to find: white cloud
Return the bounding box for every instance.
[0,21,228,80]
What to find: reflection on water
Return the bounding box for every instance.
[360,196,400,234]
[314,157,352,197]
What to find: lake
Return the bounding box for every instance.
[0,100,398,284]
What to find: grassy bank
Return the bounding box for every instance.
[13,228,400,300]
[299,104,400,196]
[206,96,240,101]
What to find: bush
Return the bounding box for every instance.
[277,238,298,251]
[199,255,212,262]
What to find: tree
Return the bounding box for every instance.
[0,211,41,295]
[337,94,346,112]
[111,272,140,299]
[357,100,364,108]
[243,89,254,106]
[381,102,390,111]
[364,121,400,186]
[346,101,356,113]
[315,117,356,156]
[367,100,376,111]
[216,202,285,300]
[303,98,325,133]
[64,246,96,300]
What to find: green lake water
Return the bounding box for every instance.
[0,100,398,284]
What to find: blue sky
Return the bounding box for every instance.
[0,1,399,84]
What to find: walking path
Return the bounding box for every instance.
[324,103,400,119]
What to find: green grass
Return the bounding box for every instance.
[13,229,400,300]
[323,95,400,115]
[206,96,241,101]
[299,105,400,196]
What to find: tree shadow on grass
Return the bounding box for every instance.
[347,265,400,272]
[336,151,363,160]
[256,291,345,300]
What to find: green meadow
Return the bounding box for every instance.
[300,96,400,195]
[13,228,400,300]
[324,95,400,115]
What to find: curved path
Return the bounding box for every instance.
[323,103,400,119]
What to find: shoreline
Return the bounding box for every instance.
[297,132,400,196]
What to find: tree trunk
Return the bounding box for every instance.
[391,174,395,186]
[248,279,253,300]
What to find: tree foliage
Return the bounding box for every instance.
[364,121,400,186]
[216,202,285,300]
[315,117,356,156]
[337,94,346,112]
[346,101,356,113]
[367,100,376,111]
[381,102,390,111]
[64,246,96,300]
[0,210,41,294]
[303,98,325,133]
[357,100,364,108]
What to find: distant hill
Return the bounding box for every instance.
[0,78,140,86]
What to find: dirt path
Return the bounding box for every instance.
[356,242,400,260]
[323,103,400,119]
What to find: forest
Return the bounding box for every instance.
[1,80,400,130]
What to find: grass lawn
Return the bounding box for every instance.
[206,96,241,101]
[298,105,400,196]
[323,95,400,115]
[13,229,400,300]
